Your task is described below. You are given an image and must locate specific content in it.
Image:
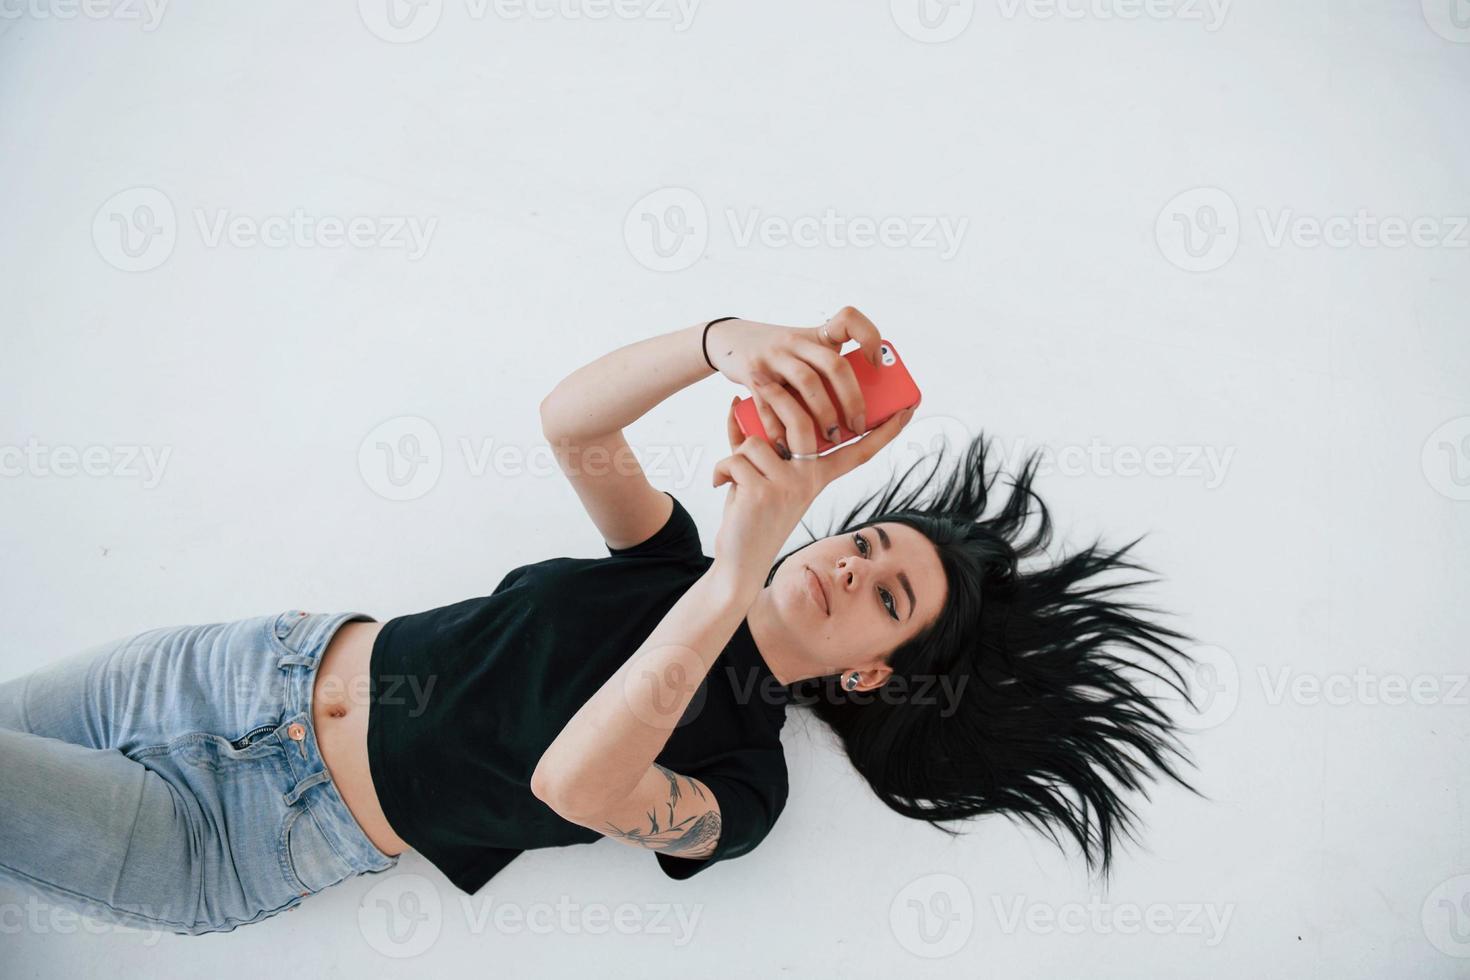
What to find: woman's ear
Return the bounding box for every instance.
[846,664,894,692]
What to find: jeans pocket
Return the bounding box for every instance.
[266,609,313,659]
[284,804,353,895]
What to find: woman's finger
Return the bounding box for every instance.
[819,405,916,482]
[818,306,884,367]
[754,378,820,456]
[726,396,744,453]
[712,450,765,489]
[791,340,866,436]
[750,387,787,457]
[769,350,844,445]
[736,433,785,476]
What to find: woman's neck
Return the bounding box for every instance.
[744,589,816,688]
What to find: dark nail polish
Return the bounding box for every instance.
[776,441,791,460]
[825,425,839,441]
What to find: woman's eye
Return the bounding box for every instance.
[853,533,894,618]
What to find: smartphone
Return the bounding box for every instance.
[734,339,922,455]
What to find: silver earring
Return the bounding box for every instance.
[844,673,859,691]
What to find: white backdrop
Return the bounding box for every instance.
[2,1,1467,977]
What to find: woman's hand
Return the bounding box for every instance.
[706,307,885,456]
[711,393,916,585]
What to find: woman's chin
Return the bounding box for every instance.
[785,577,824,622]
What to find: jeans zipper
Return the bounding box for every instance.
[230,724,276,750]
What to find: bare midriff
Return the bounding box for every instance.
[311,619,412,858]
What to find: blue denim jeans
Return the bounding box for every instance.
[0,609,401,935]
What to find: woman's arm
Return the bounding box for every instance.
[538,319,721,550]
[539,320,716,442]
[529,557,758,825]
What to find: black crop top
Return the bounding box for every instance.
[364,492,793,895]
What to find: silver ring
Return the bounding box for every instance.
[819,324,836,346]
[787,450,822,460]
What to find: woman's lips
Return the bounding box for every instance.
[803,565,830,616]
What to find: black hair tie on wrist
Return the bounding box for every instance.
[702,317,740,372]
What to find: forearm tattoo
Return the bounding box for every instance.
[601,764,720,856]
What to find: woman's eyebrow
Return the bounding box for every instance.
[874,525,916,622]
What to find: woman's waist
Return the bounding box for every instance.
[310,618,411,857]
[312,619,385,716]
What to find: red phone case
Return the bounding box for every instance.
[734,339,922,454]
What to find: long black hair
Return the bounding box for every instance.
[767,430,1205,877]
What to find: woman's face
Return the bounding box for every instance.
[753,521,948,689]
